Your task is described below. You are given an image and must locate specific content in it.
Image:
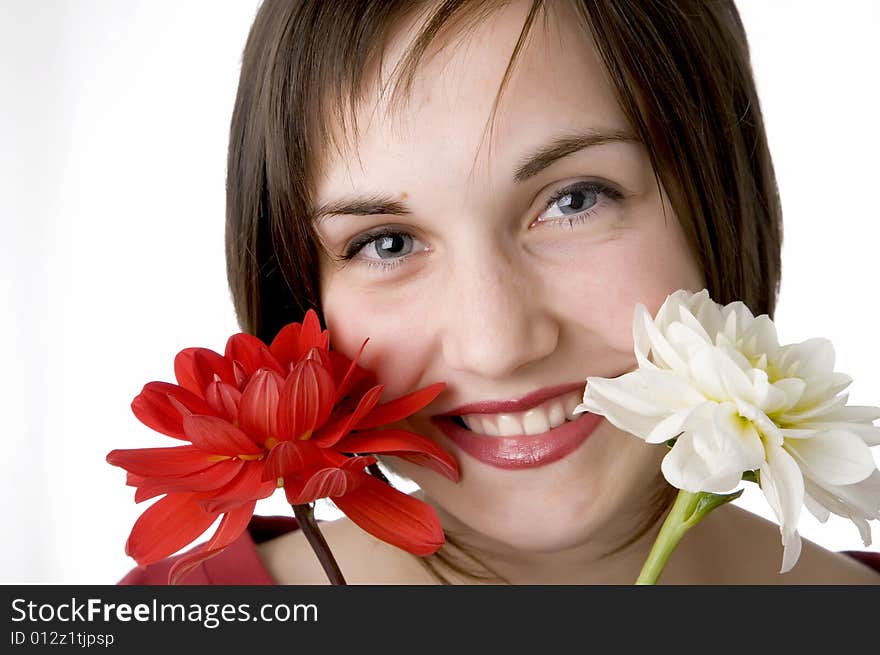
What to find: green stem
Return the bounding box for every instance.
[635,490,701,585]
[635,486,743,585]
[291,503,347,585]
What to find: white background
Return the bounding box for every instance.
[1,0,878,584]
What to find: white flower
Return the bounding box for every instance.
[578,289,880,573]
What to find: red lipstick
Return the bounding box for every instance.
[431,412,602,469]
[430,382,602,469]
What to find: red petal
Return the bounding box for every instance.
[238,369,283,443]
[277,359,336,440]
[131,382,214,440]
[107,445,217,477]
[269,310,330,368]
[283,456,375,505]
[232,360,248,389]
[204,381,241,423]
[331,339,373,402]
[262,440,326,480]
[332,429,460,482]
[200,461,274,512]
[355,382,445,429]
[168,501,256,584]
[333,474,444,556]
[225,333,284,378]
[125,493,218,565]
[268,323,303,369]
[302,309,330,350]
[313,384,385,448]
[174,348,234,397]
[128,460,245,498]
[182,415,263,455]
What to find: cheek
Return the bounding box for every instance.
[558,227,704,354]
[320,276,433,397]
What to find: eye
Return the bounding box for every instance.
[532,180,623,228]
[338,225,428,272]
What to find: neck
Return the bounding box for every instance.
[422,502,658,585]
[417,493,743,585]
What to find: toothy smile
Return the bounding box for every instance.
[454,389,583,436]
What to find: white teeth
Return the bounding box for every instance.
[459,389,585,437]
[522,407,551,434]
[496,414,523,435]
[468,415,500,436]
[547,402,566,429]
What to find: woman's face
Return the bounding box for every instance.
[314,1,704,555]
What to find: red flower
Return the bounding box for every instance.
[107,310,458,583]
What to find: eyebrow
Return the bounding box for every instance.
[311,128,638,222]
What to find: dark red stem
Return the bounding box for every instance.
[291,503,347,585]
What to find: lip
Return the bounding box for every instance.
[435,381,586,416]
[430,411,603,470]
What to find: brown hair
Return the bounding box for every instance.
[225,0,783,576]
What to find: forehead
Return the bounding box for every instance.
[314,0,629,203]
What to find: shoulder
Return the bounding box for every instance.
[789,540,880,585]
[698,505,880,585]
[257,517,436,585]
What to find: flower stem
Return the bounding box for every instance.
[291,503,347,585]
[635,487,743,585]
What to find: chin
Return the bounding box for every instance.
[387,424,668,556]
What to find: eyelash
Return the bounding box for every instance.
[338,180,623,273]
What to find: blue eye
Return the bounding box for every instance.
[534,180,623,228]
[340,226,425,272]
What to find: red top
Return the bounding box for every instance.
[119,515,880,585]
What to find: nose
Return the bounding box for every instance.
[439,243,559,379]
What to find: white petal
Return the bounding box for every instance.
[777,338,836,379]
[740,314,781,360]
[799,420,880,447]
[675,305,714,345]
[746,368,788,414]
[829,470,880,519]
[661,431,742,493]
[667,321,714,363]
[717,342,754,372]
[688,346,749,403]
[661,403,759,493]
[803,490,831,523]
[818,404,880,423]
[580,375,664,440]
[778,391,849,423]
[633,304,658,370]
[759,443,805,547]
[780,530,803,574]
[769,378,806,414]
[654,289,693,332]
[854,517,872,546]
[804,473,880,546]
[720,301,755,343]
[806,471,880,522]
[693,402,765,472]
[692,294,725,342]
[785,429,876,486]
[645,406,695,444]
[638,306,689,374]
[787,374,848,414]
[780,428,819,439]
[734,400,784,446]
